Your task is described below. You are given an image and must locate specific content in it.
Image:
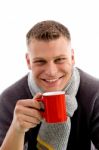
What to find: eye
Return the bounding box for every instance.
[33,60,46,65]
[55,58,66,63]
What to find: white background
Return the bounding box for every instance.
[0,0,99,93]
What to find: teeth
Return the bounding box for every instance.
[46,79,58,82]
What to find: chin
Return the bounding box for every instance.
[43,88,62,92]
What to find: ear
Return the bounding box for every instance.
[25,53,31,70]
[71,49,75,65]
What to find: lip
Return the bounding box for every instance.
[41,75,64,84]
[44,78,59,82]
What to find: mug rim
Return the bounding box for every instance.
[43,91,65,96]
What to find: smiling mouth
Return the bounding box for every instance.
[41,76,64,83]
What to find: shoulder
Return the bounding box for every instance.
[78,68,99,92]
[77,68,99,118]
[0,74,32,106]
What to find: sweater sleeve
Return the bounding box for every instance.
[90,91,99,149]
[0,92,14,146]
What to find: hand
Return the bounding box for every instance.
[11,93,42,134]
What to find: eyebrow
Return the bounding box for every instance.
[32,55,67,61]
[32,57,45,61]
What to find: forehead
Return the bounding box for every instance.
[28,37,71,58]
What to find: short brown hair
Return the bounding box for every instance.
[26,20,71,44]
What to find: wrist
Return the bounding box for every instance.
[11,121,26,136]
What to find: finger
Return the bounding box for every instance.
[20,114,41,125]
[33,92,42,100]
[16,98,41,110]
[15,105,42,120]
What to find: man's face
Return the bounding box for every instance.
[26,37,75,92]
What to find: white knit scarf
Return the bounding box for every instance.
[28,67,80,150]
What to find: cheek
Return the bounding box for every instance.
[31,66,44,77]
[60,64,73,76]
[60,63,72,71]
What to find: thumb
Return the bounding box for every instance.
[33,92,42,100]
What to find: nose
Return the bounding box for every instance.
[45,62,58,77]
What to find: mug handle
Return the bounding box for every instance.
[36,98,46,119]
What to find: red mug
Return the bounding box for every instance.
[37,91,67,123]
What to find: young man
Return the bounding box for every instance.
[0,20,99,150]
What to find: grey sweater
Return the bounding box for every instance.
[0,68,99,150]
